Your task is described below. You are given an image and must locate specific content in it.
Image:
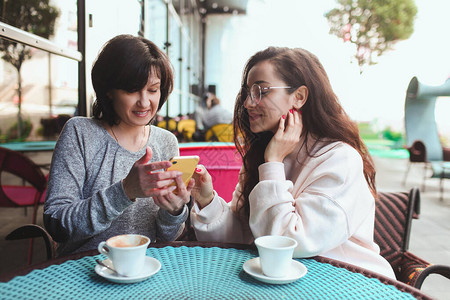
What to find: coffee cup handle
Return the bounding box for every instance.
[98,241,109,256]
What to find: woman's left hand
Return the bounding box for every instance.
[153,175,195,215]
[265,109,303,162]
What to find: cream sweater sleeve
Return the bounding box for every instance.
[190,182,253,244]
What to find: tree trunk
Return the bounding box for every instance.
[17,68,23,139]
[48,52,53,117]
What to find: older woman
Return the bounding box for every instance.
[44,35,192,256]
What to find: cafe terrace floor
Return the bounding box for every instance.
[0,151,449,299]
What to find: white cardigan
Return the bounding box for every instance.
[191,140,395,279]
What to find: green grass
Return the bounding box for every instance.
[363,138,409,159]
[358,122,408,159]
[368,148,409,159]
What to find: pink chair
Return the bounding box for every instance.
[0,146,48,264]
[180,144,241,203]
[0,147,47,223]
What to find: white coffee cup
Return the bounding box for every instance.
[255,235,298,278]
[98,234,150,276]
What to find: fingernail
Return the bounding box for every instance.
[282,115,286,119]
[289,109,293,114]
[177,171,183,176]
[195,168,201,173]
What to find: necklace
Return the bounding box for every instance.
[111,125,148,150]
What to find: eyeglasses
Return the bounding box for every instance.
[244,83,292,105]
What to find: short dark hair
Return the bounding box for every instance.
[91,34,173,125]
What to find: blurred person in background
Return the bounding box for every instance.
[201,93,233,130]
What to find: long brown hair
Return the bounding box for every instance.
[233,47,376,217]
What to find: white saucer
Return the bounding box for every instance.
[242,257,307,284]
[95,256,161,284]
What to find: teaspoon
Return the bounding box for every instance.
[96,259,128,277]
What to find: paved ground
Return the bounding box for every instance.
[1,152,449,299]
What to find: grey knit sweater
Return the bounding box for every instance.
[43,117,187,256]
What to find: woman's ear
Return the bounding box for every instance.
[292,86,308,110]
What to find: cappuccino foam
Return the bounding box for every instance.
[107,235,148,248]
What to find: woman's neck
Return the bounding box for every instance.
[108,123,149,152]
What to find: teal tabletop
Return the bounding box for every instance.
[0,243,430,300]
[1,141,56,152]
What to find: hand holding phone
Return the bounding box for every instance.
[166,156,200,189]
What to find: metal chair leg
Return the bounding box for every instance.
[441,165,448,202]
[422,164,428,192]
[28,238,34,265]
[403,162,411,186]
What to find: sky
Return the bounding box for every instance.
[212,0,450,136]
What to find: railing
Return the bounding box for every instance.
[0,21,82,62]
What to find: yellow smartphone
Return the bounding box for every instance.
[166,155,200,188]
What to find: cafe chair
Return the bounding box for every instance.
[176,119,196,142]
[374,187,450,289]
[403,140,430,190]
[6,224,56,262]
[0,147,47,224]
[0,146,48,265]
[205,123,234,142]
[156,119,178,133]
[179,144,241,203]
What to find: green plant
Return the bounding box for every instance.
[6,119,32,141]
[36,126,44,137]
[382,127,403,142]
[440,135,450,148]
[325,0,417,72]
[358,122,379,139]
[0,129,6,143]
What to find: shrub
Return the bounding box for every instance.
[6,119,33,141]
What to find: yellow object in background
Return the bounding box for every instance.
[157,119,178,132]
[177,119,196,141]
[205,123,233,142]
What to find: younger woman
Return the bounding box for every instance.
[190,47,395,279]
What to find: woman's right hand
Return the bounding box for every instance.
[191,164,214,209]
[122,146,183,200]
[264,109,302,163]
